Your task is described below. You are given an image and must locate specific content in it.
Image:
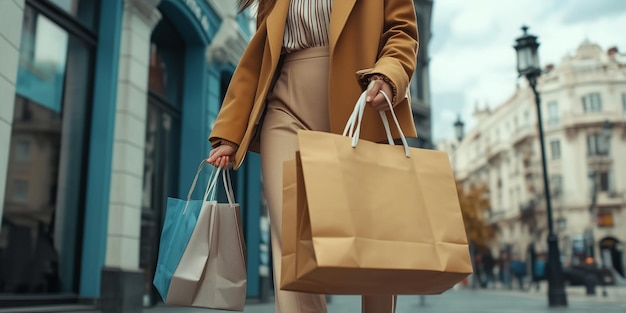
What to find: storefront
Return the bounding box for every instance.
[0,0,261,310]
[0,0,108,306]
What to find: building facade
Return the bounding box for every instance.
[410,0,434,148]
[0,0,265,310]
[443,41,626,281]
[0,0,435,310]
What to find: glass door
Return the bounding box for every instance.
[140,15,184,306]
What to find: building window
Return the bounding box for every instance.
[14,141,31,162]
[596,211,614,228]
[11,180,29,203]
[547,101,559,126]
[47,0,100,30]
[587,133,609,156]
[2,2,97,296]
[598,171,613,192]
[550,140,561,159]
[551,175,563,197]
[524,110,530,125]
[582,92,602,112]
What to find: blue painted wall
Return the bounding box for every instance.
[78,0,263,300]
[79,0,123,298]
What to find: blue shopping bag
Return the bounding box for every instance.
[153,163,220,301]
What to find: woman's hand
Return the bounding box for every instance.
[365,79,394,111]
[206,145,235,169]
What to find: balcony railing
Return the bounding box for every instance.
[486,140,508,161]
[512,125,535,146]
[561,111,617,129]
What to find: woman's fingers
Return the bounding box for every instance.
[212,155,231,169]
[206,147,231,167]
[366,79,394,111]
[219,156,227,169]
[366,79,382,102]
[370,93,388,111]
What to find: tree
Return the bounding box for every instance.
[457,182,494,250]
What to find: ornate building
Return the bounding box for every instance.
[442,41,626,281]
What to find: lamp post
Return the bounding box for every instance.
[514,26,568,307]
[454,115,465,142]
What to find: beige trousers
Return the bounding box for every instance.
[260,47,396,313]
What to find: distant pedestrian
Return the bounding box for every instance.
[482,252,496,289]
[511,259,527,290]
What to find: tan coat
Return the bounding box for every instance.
[209,0,419,169]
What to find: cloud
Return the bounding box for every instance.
[429,0,626,142]
[560,0,626,25]
[440,108,457,122]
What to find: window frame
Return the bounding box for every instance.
[547,101,559,126]
[582,92,602,113]
[587,133,610,156]
[550,139,561,159]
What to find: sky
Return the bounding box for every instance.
[430,0,626,142]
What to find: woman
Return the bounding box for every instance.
[207,0,419,312]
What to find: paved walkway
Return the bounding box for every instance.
[145,286,626,313]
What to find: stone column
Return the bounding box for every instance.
[100,0,161,312]
[0,0,25,233]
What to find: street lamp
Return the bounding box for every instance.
[514,25,568,307]
[454,115,465,142]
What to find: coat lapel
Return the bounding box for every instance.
[329,0,357,53]
[266,0,290,66]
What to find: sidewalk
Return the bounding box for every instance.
[488,281,626,303]
[144,287,626,313]
[12,285,623,313]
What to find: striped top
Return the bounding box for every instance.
[283,0,333,52]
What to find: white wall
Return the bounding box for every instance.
[105,0,161,270]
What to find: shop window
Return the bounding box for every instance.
[596,212,614,228]
[148,17,185,106]
[1,3,95,295]
[47,0,100,30]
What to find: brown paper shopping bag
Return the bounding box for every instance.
[281,91,472,295]
[166,168,247,311]
[281,156,329,293]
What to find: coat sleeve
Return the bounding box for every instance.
[208,25,267,148]
[357,0,418,106]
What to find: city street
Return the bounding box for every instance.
[145,287,626,313]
